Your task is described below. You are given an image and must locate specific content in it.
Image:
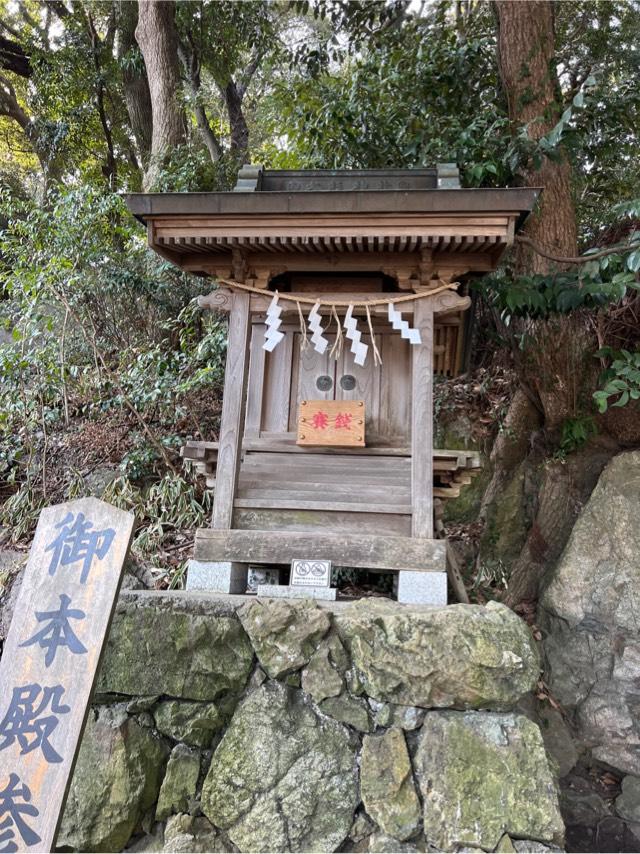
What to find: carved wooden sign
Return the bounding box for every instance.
[0,497,134,852]
[297,400,366,447]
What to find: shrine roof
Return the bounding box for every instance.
[124,164,540,230]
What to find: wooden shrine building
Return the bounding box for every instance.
[125,165,538,603]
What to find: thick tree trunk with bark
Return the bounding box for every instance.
[224,80,249,160]
[135,0,185,188]
[480,2,585,606]
[117,0,153,168]
[494,1,578,273]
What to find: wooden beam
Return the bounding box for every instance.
[197,287,234,312]
[234,498,411,514]
[411,298,434,538]
[244,325,266,438]
[194,528,446,572]
[211,293,251,529]
[446,542,470,604]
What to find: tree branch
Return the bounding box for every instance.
[84,10,117,187]
[0,18,24,40]
[177,39,223,163]
[45,0,71,20]
[515,234,640,266]
[0,33,31,77]
[0,72,31,129]
[236,47,262,99]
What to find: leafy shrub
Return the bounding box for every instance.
[558,415,598,455]
[593,348,640,412]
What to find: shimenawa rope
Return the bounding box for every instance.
[215,277,458,307]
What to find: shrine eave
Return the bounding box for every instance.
[125,187,540,228]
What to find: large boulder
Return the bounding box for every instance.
[539,451,640,775]
[238,598,330,678]
[98,592,253,702]
[201,681,358,852]
[58,705,169,852]
[414,711,564,851]
[336,599,539,710]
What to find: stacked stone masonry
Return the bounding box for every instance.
[56,591,565,853]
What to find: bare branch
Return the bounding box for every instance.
[516,234,640,266]
[0,18,23,40]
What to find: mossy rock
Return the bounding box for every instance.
[238,598,331,679]
[58,705,169,852]
[98,599,253,702]
[415,711,564,851]
[360,728,420,841]
[201,681,358,852]
[155,744,200,821]
[336,599,539,710]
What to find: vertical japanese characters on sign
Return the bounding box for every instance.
[0,498,134,853]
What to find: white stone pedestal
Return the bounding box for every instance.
[395,571,447,606]
[185,560,248,594]
[257,584,337,601]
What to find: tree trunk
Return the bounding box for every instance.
[224,80,249,160]
[117,0,153,169]
[177,42,223,164]
[135,0,185,189]
[481,2,583,607]
[494,0,578,273]
[504,445,615,606]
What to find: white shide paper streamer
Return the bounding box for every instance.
[263,292,285,352]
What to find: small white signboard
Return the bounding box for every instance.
[291,559,332,588]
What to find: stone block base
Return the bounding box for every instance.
[395,571,447,606]
[185,560,247,594]
[257,584,337,601]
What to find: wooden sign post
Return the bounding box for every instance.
[0,497,134,852]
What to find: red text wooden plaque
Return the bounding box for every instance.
[0,497,134,852]
[297,399,366,447]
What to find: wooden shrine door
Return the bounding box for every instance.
[246,323,411,447]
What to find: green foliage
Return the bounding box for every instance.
[0,185,226,498]
[102,473,212,559]
[151,145,240,193]
[593,348,640,412]
[0,482,45,543]
[260,4,511,180]
[481,229,640,319]
[557,415,598,456]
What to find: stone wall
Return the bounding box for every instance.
[56,592,563,853]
